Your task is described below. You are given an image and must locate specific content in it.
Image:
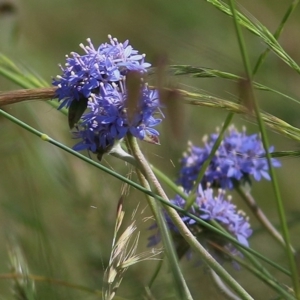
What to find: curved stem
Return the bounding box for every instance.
[124,133,193,300]
[236,185,295,254]
[127,134,254,300]
[109,141,139,167]
[210,269,241,300]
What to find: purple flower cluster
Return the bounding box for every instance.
[148,185,252,260]
[53,35,162,158]
[178,126,281,191]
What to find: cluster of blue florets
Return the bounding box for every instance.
[148,185,252,262]
[53,35,162,157]
[178,125,281,191]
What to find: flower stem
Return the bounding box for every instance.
[127,135,254,300]
[210,270,242,300]
[125,136,193,300]
[135,169,193,300]
[236,184,295,254]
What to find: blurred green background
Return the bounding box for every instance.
[1,0,300,299]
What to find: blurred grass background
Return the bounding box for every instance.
[1,0,300,299]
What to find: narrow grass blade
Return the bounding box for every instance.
[228,0,300,297]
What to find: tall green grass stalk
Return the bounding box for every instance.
[228,0,300,297]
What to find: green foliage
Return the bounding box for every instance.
[1,1,300,299]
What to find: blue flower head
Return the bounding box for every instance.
[53,35,162,159]
[148,185,252,264]
[178,125,281,191]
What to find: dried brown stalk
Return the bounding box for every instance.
[0,87,56,106]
